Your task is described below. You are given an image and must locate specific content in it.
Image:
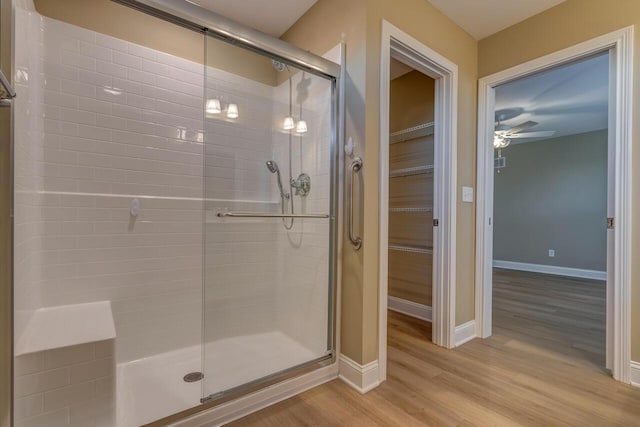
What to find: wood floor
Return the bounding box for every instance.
[228,269,640,426]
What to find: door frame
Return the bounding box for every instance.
[474,27,633,383]
[379,20,458,382]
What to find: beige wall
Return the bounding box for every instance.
[494,130,608,271]
[478,0,640,363]
[34,0,277,86]
[35,0,204,63]
[284,0,478,364]
[389,70,435,132]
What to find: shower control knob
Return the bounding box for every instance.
[292,173,311,197]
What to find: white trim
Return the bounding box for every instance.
[454,320,476,347]
[475,27,633,383]
[338,355,380,394]
[379,20,458,384]
[630,361,640,388]
[493,260,607,281]
[388,296,432,322]
[172,364,338,427]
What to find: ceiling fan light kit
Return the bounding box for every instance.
[493,134,511,149]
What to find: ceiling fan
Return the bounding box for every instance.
[494,120,556,149]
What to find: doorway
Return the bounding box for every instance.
[475,28,633,383]
[379,20,458,383]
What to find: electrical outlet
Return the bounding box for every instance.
[548,249,555,257]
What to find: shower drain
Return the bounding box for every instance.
[183,372,204,382]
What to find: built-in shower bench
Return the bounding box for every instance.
[15,300,116,356]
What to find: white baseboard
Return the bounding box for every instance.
[493,260,606,280]
[387,296,432,322]
[172,363,338,427]
[631,361,640,388]
[455,320,476,347]
[338,354,380,394]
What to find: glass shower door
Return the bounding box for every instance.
[202,34,336,402]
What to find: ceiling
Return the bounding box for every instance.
[188,1,566,42]
[495,52,609,145]
[427,0,566,40]
[186,0,317,37]
[390,58,414,80]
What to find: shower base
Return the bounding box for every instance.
[116,331,319,426]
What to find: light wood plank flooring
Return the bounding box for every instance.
[229,269,640,426]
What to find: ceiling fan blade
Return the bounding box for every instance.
[508,131,556,139]
[504,120,538,135]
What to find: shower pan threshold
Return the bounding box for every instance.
[116,330,320,426]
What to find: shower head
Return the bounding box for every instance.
[266,160,279,174]
[266,160,287,202]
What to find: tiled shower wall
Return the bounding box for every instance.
[14,0,45,344]
[18,13,203,361]
[14,7,206,364]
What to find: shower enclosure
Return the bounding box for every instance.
[10,0,340,425]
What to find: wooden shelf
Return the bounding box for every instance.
[389,244,433,254]
[389,207,433,213]
[390,165,434,178]
[390,122,434,144]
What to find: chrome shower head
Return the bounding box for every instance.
[266,160,287,202]
[266,160,279,174]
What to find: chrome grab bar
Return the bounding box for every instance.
[217,212,329,218]
[348,157,363,250]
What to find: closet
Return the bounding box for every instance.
[388,62,435,320]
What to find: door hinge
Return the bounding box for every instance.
[607,217,614,229]
[433,219,439,227]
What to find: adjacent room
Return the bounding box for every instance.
[492,52,610,371]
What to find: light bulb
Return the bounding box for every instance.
[206,98,221,114]
[227,103,239,119]
[493,134,510,149]
[295,120,308,134]
[283,116,295,130]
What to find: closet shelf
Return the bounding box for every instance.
[389,206,433,213]
[390,165,434,178]
[390,122,434,144]
[389,244,433,254]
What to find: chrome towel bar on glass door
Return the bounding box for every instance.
[348,157,363,250]
[216,212,329,218]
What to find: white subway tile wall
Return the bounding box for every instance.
[14,341,116,427]
[14,1,333,425]
[15,7,206,367]
[14,0,45,346]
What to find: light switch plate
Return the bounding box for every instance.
[462,186,473,203]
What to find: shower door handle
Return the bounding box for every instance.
[348,157,363,250]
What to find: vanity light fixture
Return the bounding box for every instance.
[227,103,239,119]
[283,116,295,130]
[206,98,221,114]
[295,120,307,134]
